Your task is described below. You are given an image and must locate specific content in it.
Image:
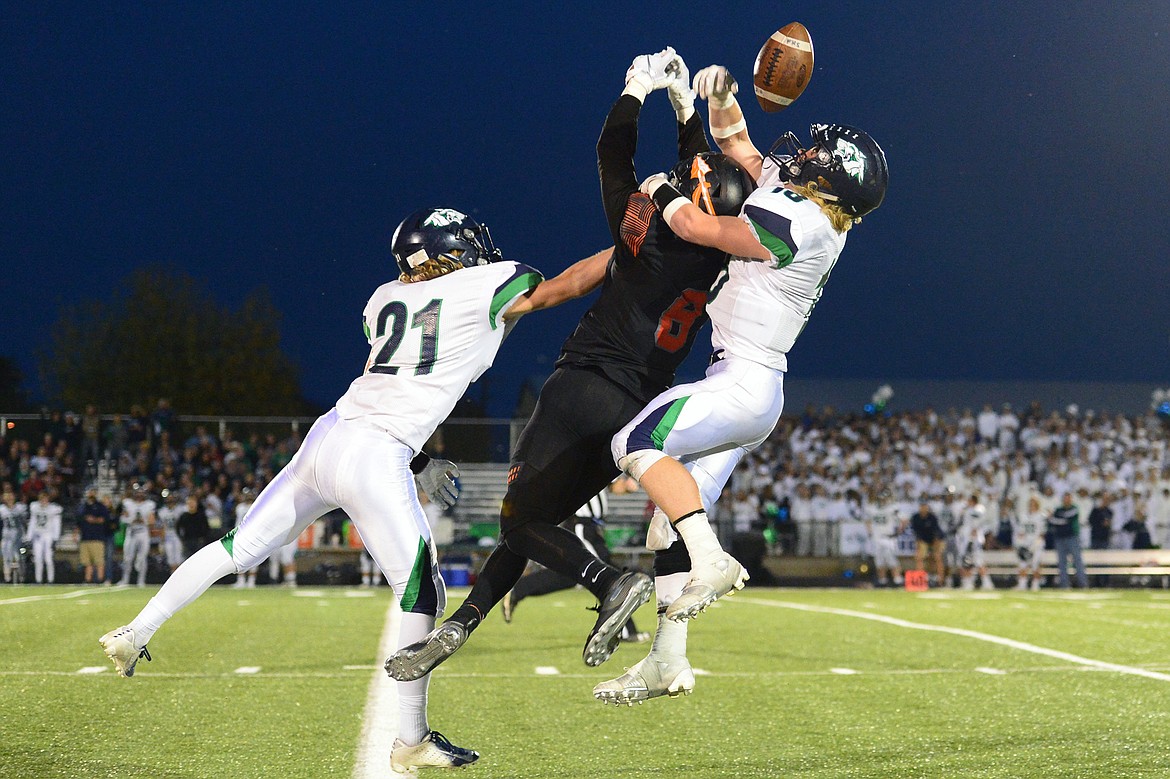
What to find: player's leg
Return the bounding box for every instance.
[45,537,55,583]
[100,412,338,677]
[439,368,652,668]
[595,448,744,704]
[340,430,477,770]
[33,535,48,583]
[133,533,148,586]
[614,359,781,620]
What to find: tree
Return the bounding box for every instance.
[41,267,310,415]
[0,356,31,411]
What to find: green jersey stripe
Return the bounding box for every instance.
[489,272,542,330]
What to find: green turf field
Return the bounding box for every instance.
[2,584,1169,778]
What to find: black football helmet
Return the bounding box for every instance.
[668,152,757,217]
[391,207,503,275]
[767,124,888,217]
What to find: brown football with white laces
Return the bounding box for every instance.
[753,22,814,112]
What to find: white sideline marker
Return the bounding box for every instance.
[235,667,261,675]
[737,597,1170,683]
[535,666,560,676]
[692,668,711,676]
[77,666,107,674]
[352,599,402,779]
[975,667,1007,675]
[830,668,859,675]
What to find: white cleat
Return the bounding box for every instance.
[593,655,696,706]
[390,730,479,774]
[98,626,151,678]
[665,553,748,622]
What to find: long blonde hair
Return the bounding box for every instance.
[399,255,463,283]
[789,182,860,234]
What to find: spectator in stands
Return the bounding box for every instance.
[910,500,945,586]
[176,495,210,558]
[1049,492,1088,589]
[79,488,111,584]
[1087,492,1113,551]
[104,413,129,463]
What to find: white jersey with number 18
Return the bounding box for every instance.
[706,174,847,372]
[335,261,542,452]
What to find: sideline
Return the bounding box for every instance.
[0,585,129,606]
[351,598,402,779]
[735,596,1170,683]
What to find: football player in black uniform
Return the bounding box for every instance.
[386,48,755,682]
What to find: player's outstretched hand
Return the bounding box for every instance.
[639,172,670,197]
[626,46,680,93]
[693,65,738,108]
[667,52,695,114]
[416,458,460,509]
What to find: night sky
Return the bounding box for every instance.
[4,3,1169,416]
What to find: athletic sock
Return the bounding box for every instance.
[130,541,238,645]
[504,522,620,599]
[648,572,690,658]
[395,612,433,745]
[672,510,723,560]
[445,544,529,633]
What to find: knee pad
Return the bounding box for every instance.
[616,448,668,482]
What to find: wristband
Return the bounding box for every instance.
[409,452,431,475]
[711,118,746,139]
[649,179,688,223]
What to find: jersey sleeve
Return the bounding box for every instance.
[488,262,544,330]
[740,190,802,268]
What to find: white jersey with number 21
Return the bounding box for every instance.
[706,164,847,372]
[335,261,542,452]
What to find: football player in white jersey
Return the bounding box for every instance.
[100,207,610,772]
[27,491,62,583]
[598,60,887,704]
[230,487,257,588]
[1013,496,1048,591]
[118,485,156,586]
[156,490,185,573]
[1,486,28,583]
[956,494,994,590]
[866,491,906,587]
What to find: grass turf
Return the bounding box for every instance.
[2,585,1168,778]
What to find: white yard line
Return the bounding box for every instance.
[351,598,401,779]
[0,585,129,605]
[735,596,1170,683]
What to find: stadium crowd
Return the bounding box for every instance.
[3,398,1169,587]
[0,400,308,583]
[719,402,1170,584]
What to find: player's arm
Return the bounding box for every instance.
[502,248,613,321]
[692,65,764,181]
[641,175,771,260]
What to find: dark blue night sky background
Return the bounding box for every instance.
[3,3,1169,416]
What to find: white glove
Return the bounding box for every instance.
[639,172,670,198]
[666,53,695,121]
[646,507,678,551]
[415,458,460,509]
[692,65,738,109]
[625,46,680,96]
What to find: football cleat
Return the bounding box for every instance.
[390,730,479,774]
[99,626,151,678]
[582,572,654,667]
[384,621,467,682]
[501,590,515,624]
[665,552,748,622]
[593,655,696,706]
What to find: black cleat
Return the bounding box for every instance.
[582,572,654,667]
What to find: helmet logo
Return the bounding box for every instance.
[834,138,865,182]
[690,155,716,215]
[422,208,467,228]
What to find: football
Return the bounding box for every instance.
[753,22,814,112]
